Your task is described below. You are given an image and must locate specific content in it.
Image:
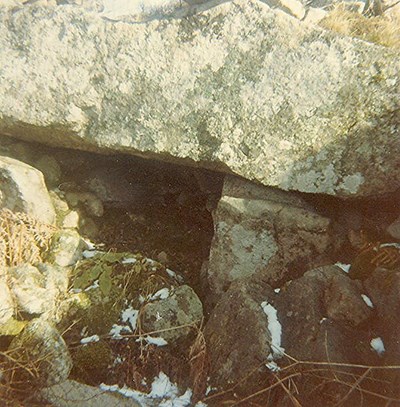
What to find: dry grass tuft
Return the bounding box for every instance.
[0,208,55,268]
[319,4,400,48]
[189,322,210,403]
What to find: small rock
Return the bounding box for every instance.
[0,155,55,224]
[46,229,84,267]
[62,210,80,229]
[156,251,169,264]
[324,273,372,326]
[65,191,104,217]
[141,285,203,343]
[34,154,62,188]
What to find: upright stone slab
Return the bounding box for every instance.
[206,176,335,296]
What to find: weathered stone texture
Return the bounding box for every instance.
[0,0,399,196]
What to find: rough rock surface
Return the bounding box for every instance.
[0,1,399,197]
[46,229,85,267]
[9,318,73,387]
[0,156,55,224]
[206,175,336,297]
[0,277,13,324]
[41,380,141,407]
[204,274,277,390]
[364,268,400,366]
[141,285,203,343]
[205,265,377,393]
[275,266,374,362]
[8,263,69,319]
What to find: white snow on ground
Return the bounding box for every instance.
[335,262,351,273]
[266,361,281,372]
[109,324,132,339]
[80,334,100,344]
[82,249,104,259]
[100,371,198,406]
[380,242,400,249]
[122,257,137,264]
[166,268,184,283]
[148,288,170,301]
[121,307,139,330]
[136,335,168,347]
[370,337,385,356]
[261,301,285,359]
[361,294,374,308]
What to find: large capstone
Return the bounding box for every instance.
[0,0,398,197]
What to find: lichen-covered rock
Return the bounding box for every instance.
[141,285,203,343]
[206,175,336,297]
[8,263,69,319]
[364,269,400,365]
[0,156,55,224]
[0,277,13,324]
[8,318,72,387]
[41,379,141,407]
[204,274,277,391]
[46,229,84,266]
[324,271,371,326]
[274,266,374,362]
[205,265,379,400]
[0,0,398,197]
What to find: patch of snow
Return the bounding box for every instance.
[261,301,285,359]
[146,258,157,266]
[266,361,281,372]
[361,294,374,308]
[80,334,100,344]
[101,371,193,406]
[70,288,82,293]
[371,337,385,356]
[109,324,132,339]
[166,268,184,283]
[82,249,102,259]
[380,242,400,249]
[136,335,168,347]
[84,279,99,291]
[149,371,178,398]
[121,307,139,331]
[335,262,351,273]
[82,238,96,251]
[122,257,137,264]
[148,288,170,301]
[113,356,124,365]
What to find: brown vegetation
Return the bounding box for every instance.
[319,4,400,48]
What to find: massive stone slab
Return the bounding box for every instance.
[0,0,399,196]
